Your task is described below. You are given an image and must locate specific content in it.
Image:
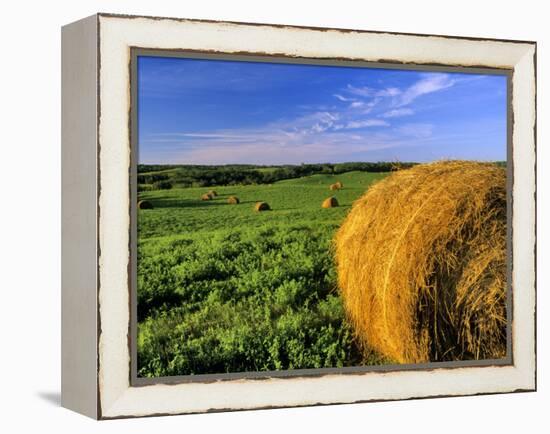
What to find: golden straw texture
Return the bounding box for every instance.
[335,161,507,363]
[255,201,270,211]
[322,196,339,208]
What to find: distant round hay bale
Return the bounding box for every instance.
[329,183,339,191]
[137,200,153,210]
[335,181,343,189]
[207,190,218,197]
[201,193,213,201]
[254,201,270,212]
[227,196,240,204]
[335,161,507,363]
[322,196,339,208]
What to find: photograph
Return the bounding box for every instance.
[134,54,509,378]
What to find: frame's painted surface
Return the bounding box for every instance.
[62,13,536,419]
[61,14,99,419]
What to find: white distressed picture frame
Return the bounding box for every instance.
[61,13,536,419]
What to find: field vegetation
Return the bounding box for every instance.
[137,168,389,377]
[137,161,506,377]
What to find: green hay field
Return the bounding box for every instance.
[137,170,389,377]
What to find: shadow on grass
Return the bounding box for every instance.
[238,200,269,205]
[143,198,231,209]
[139,196,353,211]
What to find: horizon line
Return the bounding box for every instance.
[138,159,506,167]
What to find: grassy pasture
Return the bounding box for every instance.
[137,170,389,377]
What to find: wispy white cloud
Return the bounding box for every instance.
[141,117,444,164]
[175,133,250,139]
[286,111,341,134]
[347,85,401,98]
[345,85,373,97]
[345,119,390,129]
[381,108,415,118]
[345,98,381,114]
[397,74,455,107]
[142,83,402,164]
[361,98,382,114]
[341,74,456,115]
[178,140,398,164]
[333,93,356,102]
[142,73,461,164]
[377,87,401,97]
[140,57,507,165]
[142,127,404,164]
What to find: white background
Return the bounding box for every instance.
[0,0,546,432]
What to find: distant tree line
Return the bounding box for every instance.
[136,162,418,190]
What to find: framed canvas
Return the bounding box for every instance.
[61,13,536,419]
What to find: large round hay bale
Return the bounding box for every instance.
[227,196,240,204]
[137,200,153,210]
[254,201,270,212]
[335,161,507,363]
[201,193,213,201]
[207,190,218,197]
[322,196,339,208]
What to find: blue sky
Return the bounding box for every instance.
[138,56,507,165]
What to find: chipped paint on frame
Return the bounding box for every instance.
[93,13,536,419]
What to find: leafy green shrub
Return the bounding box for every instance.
[153,180,173,190]
[138,184,154,192]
